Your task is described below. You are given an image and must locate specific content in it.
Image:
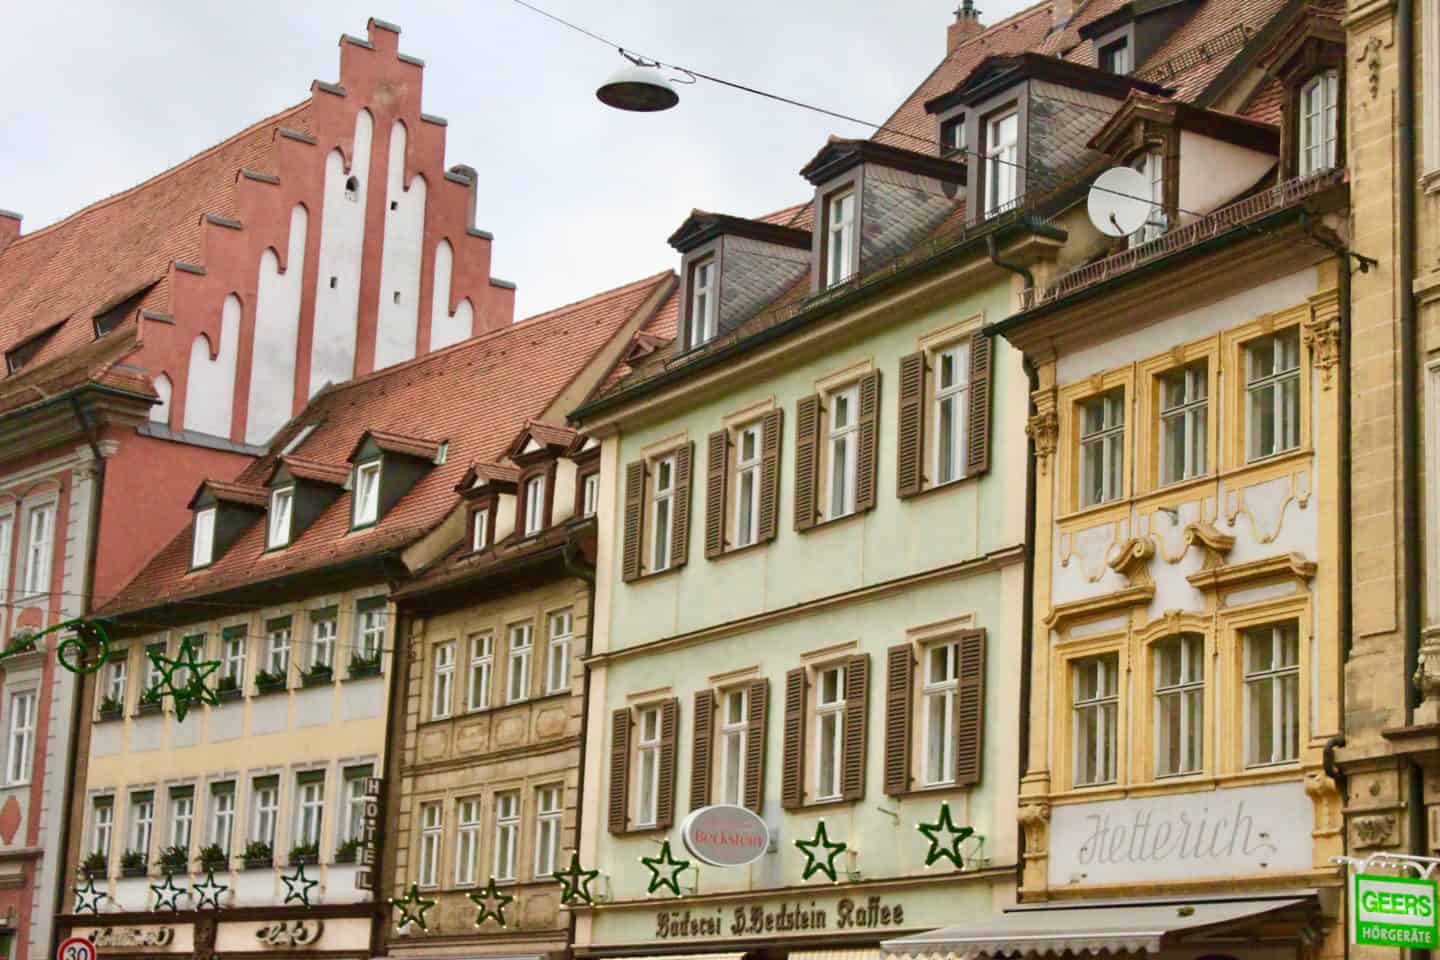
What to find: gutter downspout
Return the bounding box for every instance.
[562,530,597,947]
[374,596,408,960]
[52,398,107,955]
[988,235,1037,891]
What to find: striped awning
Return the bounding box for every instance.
[622,954,746,960]
[791,950,881,960]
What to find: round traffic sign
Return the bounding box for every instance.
[58,937,97,960]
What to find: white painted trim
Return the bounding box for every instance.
[1426,357,1440,623]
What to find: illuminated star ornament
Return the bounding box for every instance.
[147,635,221,721]
[917,801,976,869]
[795,819,848,883]
[469,876,514,927]
[281,863,319,907]
[151,872,187,912]
[53,618,114,675]
[641,840,691,897]
[192,869,229,909]
[392,882,437,932]
[553,851,599,906]
[73,874,105,915]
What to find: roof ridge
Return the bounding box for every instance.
[7,98,310,247]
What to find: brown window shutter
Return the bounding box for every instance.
[793,396,821,532]
[622,461,646,582]
[954,629,986,787]
[841,653,870,800]
[608,708,631,834]
[657,696,679,828]
[781,668,807,809]
[704,431,729,559]
[690,689,715,810]
[669,444,694,569]
[897,352,926,498]
[855,371,881,512]
[758,409,783,542]
[966,331,993,477]
[884,644,915,796]
[744,678,768,813]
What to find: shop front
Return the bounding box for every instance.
[59,906,377,960]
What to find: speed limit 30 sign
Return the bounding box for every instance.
[58,936,97,960]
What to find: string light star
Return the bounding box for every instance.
[151,872,187,912]
[392,883,437,932]
[469,877,514,927]
[795,819,847,883]
[192,869,229,909]
[280,863,319,907]
[146,635,221,721]
[73,874,105,915]
[553,852,599,906]
[641,840,690,897]
[916,801,975,869]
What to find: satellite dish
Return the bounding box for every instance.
[1087,166,1154,238]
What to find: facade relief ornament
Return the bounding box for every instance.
[1026,410,1060,475]
[1351,813,1399,850]
[1017,801,1051,856]
[1107,536,1156,586]
[1304,770,1343,838]
[1303,313,1341,390]
[1357,35,1383,99]
[1411,630,1440,721]
[1181,522,1236,570]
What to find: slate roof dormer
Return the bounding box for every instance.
[347,429,445,530]
[187,479,267,569]
[263,455,350,548]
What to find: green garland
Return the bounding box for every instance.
[794,819,847,883]
[640,840,690,897]
[469,877,514,927]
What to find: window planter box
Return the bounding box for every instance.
[120,863,148,878]
[135,700,163,716]
[254,673,288,696]
[215,685,243,703]
[242,856,273,871]
[347,658,382,679]
[301,667,333,688]
[97,706,124,722]
[289,852,319,867]
[333,841,360,864]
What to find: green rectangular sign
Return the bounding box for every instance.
[1354,873,1440,948]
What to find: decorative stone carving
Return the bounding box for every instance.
[255,919,324,948]
[1107,536,1156,586]
[1352,813,1398,849]
[1303,315,1341,389]
[1358,35,1383,99]
[1304,770,1343,838]
[1027,410,1059,475]
[1412,631,1440,721]
[1017,801,1051,855]
[1181,522,1236,570]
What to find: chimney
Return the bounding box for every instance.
[1052,0,1076,31]
[0,210,19,254]
[947,0,985,53]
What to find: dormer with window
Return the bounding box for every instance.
[1079,0,1203,78]
[667,212,811,351]
[263,456,349,549]
[5,322,63,376]
[1255,6,1345,180]
[924,54,1170,224]
[455,462,520,553]
[797,139,965,293]
[91,280,158,339]
[346,429,445,531]
[186,480,267,569]
[508,419,590,538]
[1089,95,1279,244]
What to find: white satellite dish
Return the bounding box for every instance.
[1087,166,1154,238]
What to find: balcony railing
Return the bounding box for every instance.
[1019,168,1346,312]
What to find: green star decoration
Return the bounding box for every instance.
[73,874,105,915]
[192,869,228,909]
[151,872,186,912]
[468,877,514,927]
[280,863,318,907]
[916,801,975,870]
[795,819,848,883]
[392,882,437,932]
[641,840,690,898]
[553,851,599,906]
[146,636,221,722]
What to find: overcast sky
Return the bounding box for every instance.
[6,0,1035,319]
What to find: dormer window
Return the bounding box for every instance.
[1298,70,1339,175]
[523,474,546,536]
[353,461,381,527]
[192,508,216,569]
[824,190,857,288]
[267,486,294,549]
[1133,148,1167,245]
[472,509,490,551]
[581,472,600,518]
[1098,37,1131,75]
[940,114,967,158]
[984,110,1020,215]
[687,257,717,348]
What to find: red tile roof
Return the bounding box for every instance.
[0,326,156,420]
[102,270,673,616]
[195,479,268,509]
[276,455,351,487]
[353,429,444,463]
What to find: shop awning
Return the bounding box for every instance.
[792,951,880,960]
[622,954,747,960]
[883,892,1318,960]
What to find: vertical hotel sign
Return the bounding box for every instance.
[1353,873,1439,948]
[356,777,383,891]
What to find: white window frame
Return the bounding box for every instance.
[1245,329,1302,462]
[0,513,12,622]
[353,461,381,527]
[104,657,127,707]
[92,796,114,858]
[222,630,246,687]
[506,623,533,704]
[209,785,235,854]
[251,780,278,847]
[1133,148,1167,245]
[310,613,336,670]
[1154,634,1205,777]
[933,343,971,486]
[814,665,846,801]
[1298,69,1339,176]
[265,621,291,678]
[734,423,762,547]
[130,792,155,858]
[168,789,194,851]
[985,110,1019,215]
[922,640,960,786]
[191,507,216,570]
[19,502,54,597]
[1158,362,1208,486]
[1243,622,1301,767]
[635,706,662,827]
[719,688,748,806]
[1072,654,1119,787]
[4,689,35,786]
[1099,36,1131,74]
[472,508,489,551]
[545,610,572,695]
[267,486,294,549]
[825,190,857,288]
[651,455,676,571]
[356,600,385,660]
[826,385,860,519]
[1079,389,1126,508]
[341,766,372,845]
[468,633,493,711]
[418,801,442,888]
[581,472,600,518]
[295,775,325,849]
[144,641,167,693]
[688,257,718,347]
[523,474,546,536]
[534,784,562,878]
[493,791,520,881]
[432,641,455,719]
[455,797,481,886]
